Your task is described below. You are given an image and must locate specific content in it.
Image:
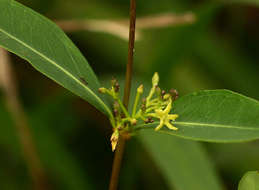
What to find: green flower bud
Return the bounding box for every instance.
[131,118,137,125]
[163,94,171,100]
[114,82,120,92]
[170,89,179,100]
[137,84,144,94]
[156,86,161,96]
[98,87,107,94]
[152,72,159,86]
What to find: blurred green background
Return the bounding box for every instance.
[1,0,259,189]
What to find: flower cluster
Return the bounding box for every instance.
[99,73,179,151]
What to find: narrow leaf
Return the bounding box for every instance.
[136,90,259,142]
[0,0,112,116]
[138,130,224,190]
[238,171,259,190]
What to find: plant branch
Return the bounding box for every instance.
[123,0,136,108]
[109,0,136,189]
[0,48,49,190]
[56,12,195,41]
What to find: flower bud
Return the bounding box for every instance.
[137,84,144,94]
[141,104,146,112]
[114,82,120,92]
[113,101,120,110]
[161,90,166,96]
[152,72,159,86]
[131,118,137,125]
[98,87,107,94]
[110,129,119,152]
[170,89,179,100]
[145,117,154,124]
[141,98,146,112]
[163,94,171,100]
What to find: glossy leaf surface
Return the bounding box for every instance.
[137,90,259,142]
[0,0,111,116]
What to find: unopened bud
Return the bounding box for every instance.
[98,87,107,94]
[141,98,147,112]
[170,89,179,100]
[137,84,144,94]
[113,101,120,110]
[144,119,149,124]
[152,72,159,86]
[114,82,120,92]
[163,94,171,100]
[145,117,153,124]
[131,119,137,125]
[110,129,119,152]
[161,90,166,96]
[141,104,146,112]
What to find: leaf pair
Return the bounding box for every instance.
[0,0,259,143]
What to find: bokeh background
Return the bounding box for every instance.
[0,0,259,189]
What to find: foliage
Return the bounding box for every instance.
[238,171,259,190]
[0,0,259,189]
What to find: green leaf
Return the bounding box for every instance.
[238,171,259,190]
[136,90,259,142]
[0,0,112,117]
[138,130,224,190]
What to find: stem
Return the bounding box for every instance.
[108,136,126,190]
[117,98,130,118]
[132,91,140,117]
[123,0,136,108]
[109,0,136,190]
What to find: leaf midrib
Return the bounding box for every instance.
[173,121,259,130]
[138,121,259,131]
[0,27,111,116]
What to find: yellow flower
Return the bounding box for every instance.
[149,99,178,131]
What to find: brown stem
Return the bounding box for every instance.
[0,48,49,190]
[109,0,136,190]
[56,12,195,41]
[108,136,126,190]
[123,0,136,108]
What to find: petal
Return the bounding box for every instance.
[147,113,159,119]
[164,99,172,114]
[168,114,179,120]
[165,121,178,130]
[155,109,164,117]
[155,120,164,131]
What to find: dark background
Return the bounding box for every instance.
[0,0,259,189]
